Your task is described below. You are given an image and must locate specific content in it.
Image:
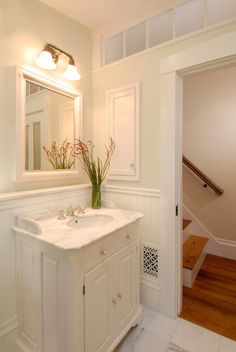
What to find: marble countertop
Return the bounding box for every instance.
[14,207,143,251]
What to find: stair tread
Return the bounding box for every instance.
[183,219,192,230]
[183,235,209,270]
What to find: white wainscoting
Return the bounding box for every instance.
[0,184,91,351]
[104,185,161,311]
[0,183,161,351]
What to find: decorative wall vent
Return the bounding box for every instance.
[141,242,160,284]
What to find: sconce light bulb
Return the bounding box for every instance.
[36,50,57,70]
[63,64,81,81]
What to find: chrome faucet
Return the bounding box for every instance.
[66,205,75,217]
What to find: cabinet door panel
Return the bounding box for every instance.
[85,260,115,352]
[42,255,59,352]
[115,244,135,332]
[107,83,140,180]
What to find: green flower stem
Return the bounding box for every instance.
[92,184,101,209]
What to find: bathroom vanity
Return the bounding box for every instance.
[14,207,143,352]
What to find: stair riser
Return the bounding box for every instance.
[183,288,236,313]
[183,247,207,288]
[199,270,236,284]
[195,278,236,294]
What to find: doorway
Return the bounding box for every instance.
[179,64,236,340]
[159,30,236,319]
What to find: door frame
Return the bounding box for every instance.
[159,30,236,318]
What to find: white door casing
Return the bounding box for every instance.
[160,30,236,318]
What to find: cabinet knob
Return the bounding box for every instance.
[112,297,118,305]
[117,292,123,299]
[126,234,132,240]
[100,249,107,255]
[130,163,134,167]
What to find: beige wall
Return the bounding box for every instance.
[183,65,236,242]
[93,22,236,190]
[0,0,92,192]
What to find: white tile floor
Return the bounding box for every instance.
[116,307,236,352]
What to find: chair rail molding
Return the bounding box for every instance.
[0,184,91,211]
[104,185,160,197]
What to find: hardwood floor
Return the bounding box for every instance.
[180,254,236,341]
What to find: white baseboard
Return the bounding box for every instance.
[183,206,236,260]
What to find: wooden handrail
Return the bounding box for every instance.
[183,155,224,196]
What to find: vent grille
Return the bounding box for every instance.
[141,242,160,283]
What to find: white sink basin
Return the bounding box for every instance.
[67,214,113,230]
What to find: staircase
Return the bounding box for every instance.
[182,219,209,288]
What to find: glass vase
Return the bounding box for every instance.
[91,184,101,209]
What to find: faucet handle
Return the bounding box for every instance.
[58,208,66,220]
[66,205,75,217]
[77,204,86,215]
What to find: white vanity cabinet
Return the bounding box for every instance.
[85,241,138,352]
[15,219,142,352]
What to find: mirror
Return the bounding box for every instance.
[25,81,75,170]
[16,66,82,181]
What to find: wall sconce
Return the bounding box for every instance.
[36,43,81,81]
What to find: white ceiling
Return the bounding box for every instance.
[39,0,159,30]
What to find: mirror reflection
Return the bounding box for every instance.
[25,81,75,170]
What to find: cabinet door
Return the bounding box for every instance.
[106,83,140,181]
[85,259,115,352]
[114,243,136,334]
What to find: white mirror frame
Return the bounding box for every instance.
[15,66,82,182]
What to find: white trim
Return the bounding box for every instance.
[160,30,236,74]
[160,29,236,318]
[93,18,236,73]
[215,238,236,247]
[16,339,33,352]
[0,184,91,203]
[0,316,18,339]
[104,185,160,198]
[19,66,79,97]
